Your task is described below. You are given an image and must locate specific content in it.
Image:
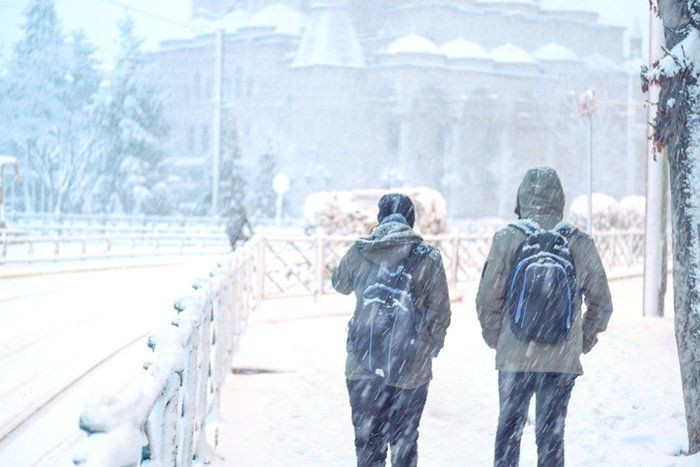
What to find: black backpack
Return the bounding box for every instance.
[506,220,578,345]
[348,246,426,379]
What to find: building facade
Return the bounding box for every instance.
[149,0,647,219]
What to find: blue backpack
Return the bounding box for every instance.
[349,246,426,378]
[506,221,578,345]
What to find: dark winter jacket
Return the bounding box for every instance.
[332,216,452,389]
[476,167,613,375]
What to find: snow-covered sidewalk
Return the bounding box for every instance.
[216,277,698,466]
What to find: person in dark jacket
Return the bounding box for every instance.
[225,205,253,250]
[476,167,613,467]
[332,193,452,467]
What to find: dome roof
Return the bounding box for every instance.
[442,39,490,60]
[491,43,536,64]
[534,43,578,62]
[244,4,308,36]
[386,34,443,55]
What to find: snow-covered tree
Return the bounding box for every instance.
[97,14,171,214]
[218,110,246,216]
[0,0,102,213]
[643,0,700,455]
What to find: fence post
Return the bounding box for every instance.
[256,238,266,301]
[315,233,326,301]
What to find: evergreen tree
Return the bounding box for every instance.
[98,14,171,214]
[0,0,102,213]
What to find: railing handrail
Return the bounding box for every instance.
[74,242,259,466]
[72,228,647,465]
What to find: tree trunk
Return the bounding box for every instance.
[650,0,700,454]
[668,136,700,455]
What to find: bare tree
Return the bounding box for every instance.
[643,0,700,454]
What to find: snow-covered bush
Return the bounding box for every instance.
[304,187,447,235]
[618,195,646,230]
[568,193,620,231]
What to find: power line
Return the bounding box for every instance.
[94,0,204,33]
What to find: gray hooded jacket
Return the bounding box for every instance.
[332,218,452,389]
[476,167,613,374]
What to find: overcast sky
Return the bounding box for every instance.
[0,0,650,69]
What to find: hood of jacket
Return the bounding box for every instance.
[355,217,423,268]
[515,167,565,229]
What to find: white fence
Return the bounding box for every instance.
[252,230,645,299]
[6,212,223,229]
[74,244,258,466]
[73,229,645,466]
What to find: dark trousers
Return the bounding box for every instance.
[494,372,576,467]
[346,378,429,467]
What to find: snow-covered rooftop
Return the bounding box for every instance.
[534,43,579,62]
[242,3,308,37]
[539,0,593,13]
[491,43,536,64]
[386,34,443,56]
[220,10,250,32]
[442,39,490,60]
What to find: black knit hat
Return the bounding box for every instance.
[377,193,416,228]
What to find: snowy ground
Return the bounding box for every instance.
[0,258,221,466]
[216,277,700,466]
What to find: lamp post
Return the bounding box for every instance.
[272,172,290,228]
[578,88,597,234]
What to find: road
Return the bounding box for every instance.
[0,258,221,466]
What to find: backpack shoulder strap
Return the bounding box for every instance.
[553,221,578,241]
[403,243,425,274]
[509,219,541,237]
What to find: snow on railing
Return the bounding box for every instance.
[7,212,223,229]
[70,228,645,465]
[0,232,229,265]
[73,241,258,466]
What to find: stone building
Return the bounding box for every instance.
[149,0,647,219]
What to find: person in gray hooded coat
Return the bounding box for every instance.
[333,193,451,467]
[477,167,613,467]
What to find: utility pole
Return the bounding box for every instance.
[212,28,224,215]
[643,1,668,318]
[578,88,596,234]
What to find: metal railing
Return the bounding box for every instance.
[74,243,259,466]
[0,231,230,265]
[251,230,645,300]
[72,228,645,466]
[7,212,223,229]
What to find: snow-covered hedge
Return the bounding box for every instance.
[304,187,448,235]
[618,195,647,230]
[568,193,620,231]
[73,244,258,466]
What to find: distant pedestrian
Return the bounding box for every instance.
[333,193,452,467]
[476,167,613,467]
[225,206,253,250]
